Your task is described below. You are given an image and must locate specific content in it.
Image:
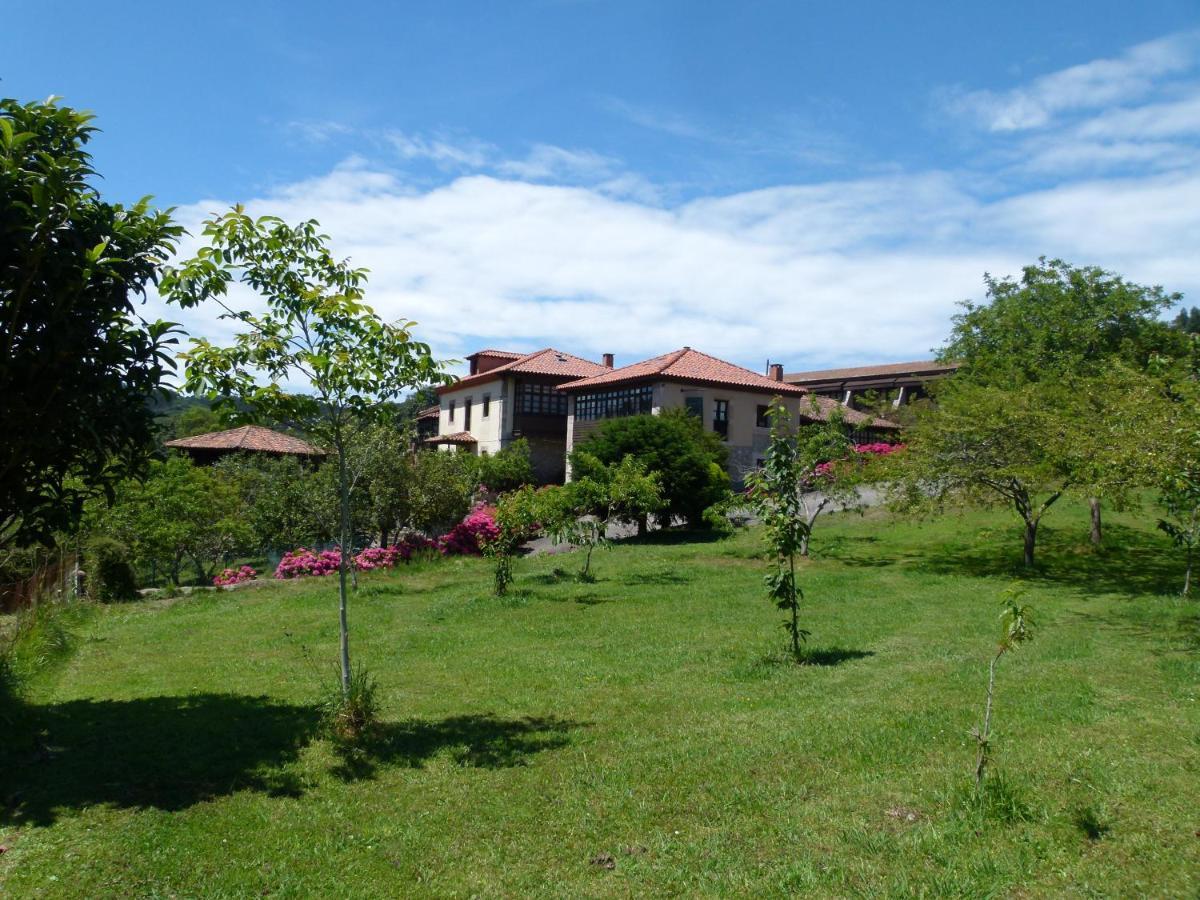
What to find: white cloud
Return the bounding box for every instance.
[945,31,1200,132]
[387,130,494,169]
[496,144,617,181]
[156,159,1199,377]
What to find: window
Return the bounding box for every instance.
[684,396,703,418]
[448,400,455,422]
[574,385,655,421]
[713,399,728,438]
[518,382,567,416]
[482,394,491,417]
[756,405,770,428]
[464,397,472,431]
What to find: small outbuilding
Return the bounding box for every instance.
[164,425,326,465]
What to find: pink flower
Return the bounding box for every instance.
[213,565,257,586]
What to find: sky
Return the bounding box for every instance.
[4,0,1200,376]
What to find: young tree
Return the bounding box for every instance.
[790,401,861,557]
[0,97,182,549]
[973,591,1035,789]
[547,455,661,579]
[161,208,448,696]
[484,486,546,596]
[743,403,811,660]
[409,451,476,536]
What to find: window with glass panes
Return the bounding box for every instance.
[574,385,654,421]
[713,399,728,437]
[517,382,567,416]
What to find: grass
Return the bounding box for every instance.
[1,500,1197,897]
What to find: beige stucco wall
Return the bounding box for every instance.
[567,381,803,485]
[438,377,508,455]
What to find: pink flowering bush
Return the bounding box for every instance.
[274,548,343,579]
[213,565,257,586]
[813,442,905,481]
[438,504,500,556]
[353,546,399,571]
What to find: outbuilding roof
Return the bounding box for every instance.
[165,425,325,456]
[559,347,808,397]
[439,347,611,393]
[424,431,477,445]
[800,396,902,430]
[785,359,957,384]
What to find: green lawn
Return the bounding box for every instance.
[2,502,1197,897]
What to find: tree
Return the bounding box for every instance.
[571,409,729,528]
[211,453,327,551]
[742,403,810,660]
[972,591,1035,789]
[409,451,476,536]
[94,455,251,585]
[173,405,223,439]
[790,401,862,557]
[0,97,182,549]
[895,382,1075,568]
[942,258,1187,546]
[1157,427,1200,596]
[547,455,662,579]
[484,486,547,596]
[161,207,447,697]
[1172,306,1200,335]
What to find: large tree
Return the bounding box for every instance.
[161,207,448,697]
[0,97,181,548]
[936,258,1186,546]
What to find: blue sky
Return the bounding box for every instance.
[4,1,1200,373]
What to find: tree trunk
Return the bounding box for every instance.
[1088,497,1102,546]
[1185,543,1193,597]
[636,514,647,537]
[1022,519,1038,568]
[336,438,353,697]
[975,650,1002,788]
[789,553,800,659]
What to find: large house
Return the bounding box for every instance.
[559,347,809,484]
[427,345,900,488]
[427,348,611,483]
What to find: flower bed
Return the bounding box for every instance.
[272,508,500,580]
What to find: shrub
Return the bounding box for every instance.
[572,409,729,527]
[275,548,343,579]
[213,565,257,586]
[472,438,536,493]
[438,504,500,556]
[86,536,138,602]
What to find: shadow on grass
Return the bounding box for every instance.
[618,528,726,547]
[824,522,1181,598]
[0,693,318,827]
[733,647,874,680]
[331,713,583,781]
[622,571,693,586]
[1,697,585,824]
[801,647,875,666]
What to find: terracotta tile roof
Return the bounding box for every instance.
[416,404,440,420]
[559,347,808,396]
[439,347,610,393]
[165,425,325,456]
[800,396,902,430]
[785,359,958,383]
[425,431,477,444]
[467,349,524,360]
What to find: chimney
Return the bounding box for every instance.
[769,363,783,382]
[602,353,614,369]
